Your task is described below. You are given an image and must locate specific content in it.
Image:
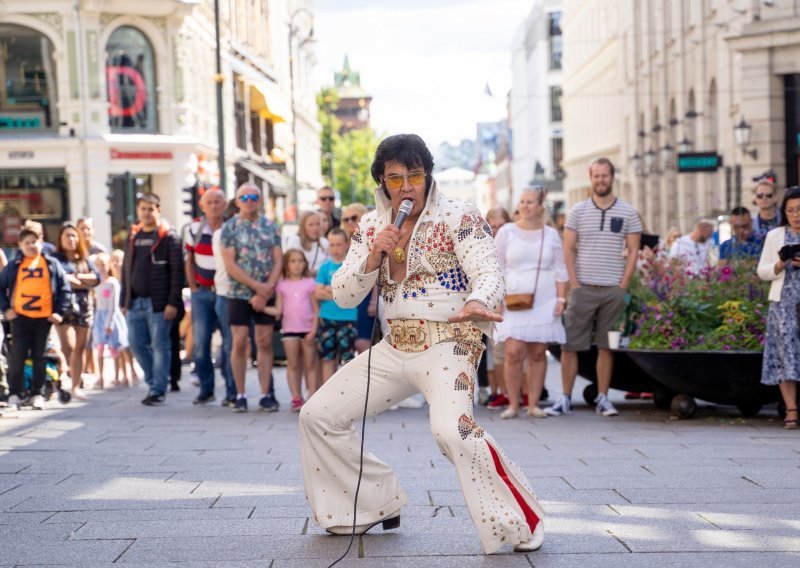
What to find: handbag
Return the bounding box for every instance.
[505,228,545,312]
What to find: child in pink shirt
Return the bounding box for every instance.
[271,249,319,410]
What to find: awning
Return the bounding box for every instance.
[237,160,289,196]
[249,84,289,124]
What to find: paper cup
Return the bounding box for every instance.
[607,331,622,350]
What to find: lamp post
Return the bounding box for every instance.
[288,7,314,216]
[213,0,226,194]
[734,118,758,159]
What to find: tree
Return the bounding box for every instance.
[317,85,382,206]
[333,127,381,206]
[316,87,340,184]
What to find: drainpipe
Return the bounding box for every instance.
[73,0,91,217]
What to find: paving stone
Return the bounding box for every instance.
[0,540,132,565]
[71,518,305,539]
[46,507,253,523]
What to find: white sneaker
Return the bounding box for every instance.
[595,394,619,417]
[527,406,547,418]
[31,395,46,410]
[5,394,20,412]
[544,395,572,416]
[514,520,544,552]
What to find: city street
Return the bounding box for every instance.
[1,358,799,567]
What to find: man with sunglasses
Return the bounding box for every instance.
[316,186,340,229]
[300,134,547,554]
[220,183,282,413]
[752,181,783,240]
[122,193,183,406]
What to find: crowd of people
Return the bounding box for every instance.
[0,159,798,430]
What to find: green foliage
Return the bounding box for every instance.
[316,86,382,206]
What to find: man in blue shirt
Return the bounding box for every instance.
[719,207,763,265]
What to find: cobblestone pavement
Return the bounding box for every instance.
[1,356,799,567]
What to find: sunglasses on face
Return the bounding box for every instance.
[318,196,335,202]
[238,194,260,203]
[342,215,358,223]
[383,172,426,191]
[756,193,774,199]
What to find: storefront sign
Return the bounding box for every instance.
[0,112,44,130]
[110,149,173,160]
[677,152,723,173]
[8,151,34,159]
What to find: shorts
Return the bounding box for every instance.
[61,293,93,328]
[563,285,627,352]
[227,298,275,327]
[282,331,308,340]
[317,318,356,363]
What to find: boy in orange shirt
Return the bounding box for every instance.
[0,229,71,411]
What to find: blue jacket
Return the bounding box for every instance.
[0,253,72,317]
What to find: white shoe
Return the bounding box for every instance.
[500,407,518,419]
[5,394,20,412]
[31,395,46,410]
[527,406,547,418]
[326,511,400,535]
[544,395,572,416]
[595,394,619,417]
[514,521,544,552]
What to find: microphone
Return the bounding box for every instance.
[381,199,414,260]
[394,199,414,229]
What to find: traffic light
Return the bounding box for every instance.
[106,175,127,217]
[182,183,201,219]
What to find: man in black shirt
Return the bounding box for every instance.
[122,193,183,405]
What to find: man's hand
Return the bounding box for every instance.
[163,305,178,321]
[448,300,503,324]
[250,295,267,313]
[47,313,62,324]
[255,282,275,300]
[5,309,17,321]
[365,225,405,272]
[554,302,565,317]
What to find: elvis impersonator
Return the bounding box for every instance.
[299,134,545,554]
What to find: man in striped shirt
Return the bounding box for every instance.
[545,158,642,418]
[185,189,227,405]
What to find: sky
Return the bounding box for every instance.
[313,0,534,147]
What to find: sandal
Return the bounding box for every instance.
[784,408,798,430]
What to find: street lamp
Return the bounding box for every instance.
[660,144,675,171]
[734,118,758,159]
[288,7,314,215]
[678,137,693,154]
[644,149,658,174]
[631,153,644,177]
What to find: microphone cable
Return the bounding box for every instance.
[327,199,412,567]
[326,296,382,568]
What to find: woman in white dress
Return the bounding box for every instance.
[495,187,567,419]
[285,211,330,277]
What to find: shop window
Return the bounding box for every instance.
[0,170,68,253]
[0,24,59,132]
[106,26,158,132]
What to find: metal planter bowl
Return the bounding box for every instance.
[622,349,778,418]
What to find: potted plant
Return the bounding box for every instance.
[620,256,778,418]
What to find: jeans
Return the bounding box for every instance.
[192,287,218,396]
[126,297,172,397]
[214,294,236,400]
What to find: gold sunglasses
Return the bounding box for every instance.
[383,171,426,190]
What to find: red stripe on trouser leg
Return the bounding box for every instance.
[486,440,540,532]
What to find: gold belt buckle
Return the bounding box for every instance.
[387,319,430,352]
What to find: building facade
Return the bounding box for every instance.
[0,0,321,250]
[562,0,800,235]
[509,0,565,216]
[332,55,371,134]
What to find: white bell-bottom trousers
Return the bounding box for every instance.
[299,336,544,554]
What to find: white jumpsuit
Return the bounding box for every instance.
[299,183,545,554]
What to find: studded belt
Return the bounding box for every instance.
[386,318,483,353]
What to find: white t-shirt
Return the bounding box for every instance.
[212,228,231,297]
[668,234,712,273]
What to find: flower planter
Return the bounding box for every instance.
[548,345,672,408]
[622,349,778,418]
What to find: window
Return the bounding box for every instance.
[550,86,562,122]
[106,26,158,132]
[0,169,68,252]
[0,24,59,132]
[548,12,563,70]
[552,137,564,175]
